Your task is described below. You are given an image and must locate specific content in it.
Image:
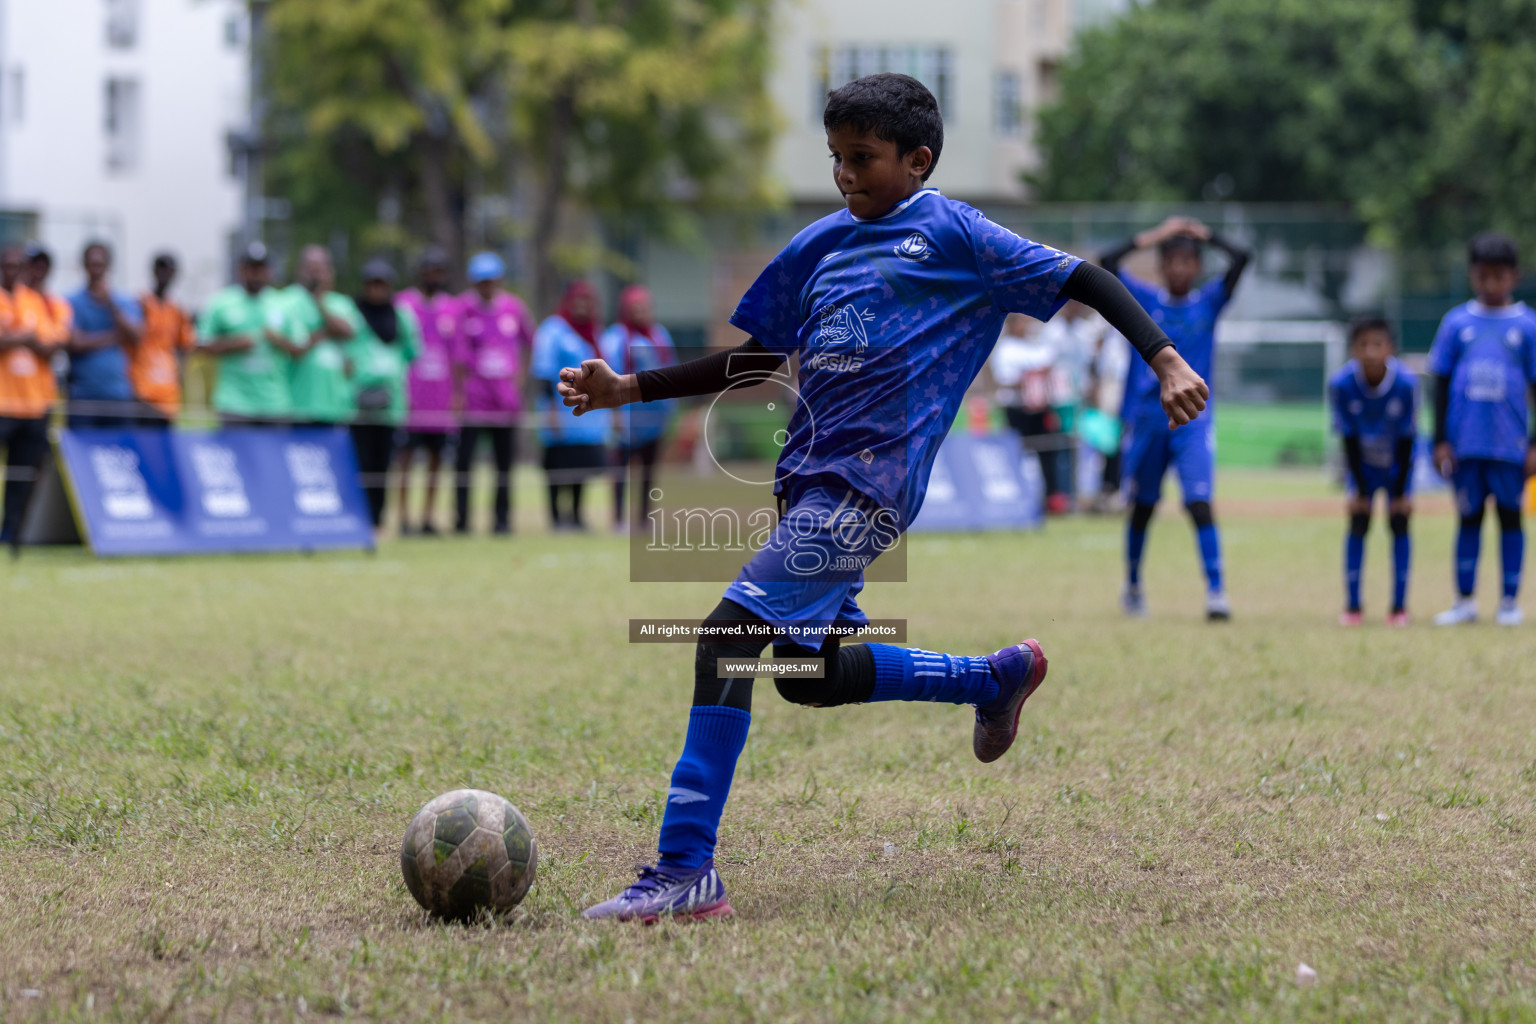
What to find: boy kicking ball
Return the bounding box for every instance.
[1328,319,1417,626]
[558,74,1208,922]
[1430,233,1536,627]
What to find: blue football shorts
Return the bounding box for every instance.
[1122,414,1215,506]
[722,473,901,651]
[1454,457,1525,513]
[1347,463,1415,498]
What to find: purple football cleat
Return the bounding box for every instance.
[581,860,733,924]
[973,639,1049,764]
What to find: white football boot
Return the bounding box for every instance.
[1433,598,1478,626]
[1496,599,1524,627]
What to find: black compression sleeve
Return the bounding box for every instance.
[1390,436,1415,497]
[1342,436,1368,495]
[1099,238,1137,277]
[1208,233,1251,297]
[1433,376,1450,446]
[635,337,786,403]
[1059,262,1173,365]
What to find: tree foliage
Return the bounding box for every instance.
[1030,0,1536,250]
[261,0,775,310]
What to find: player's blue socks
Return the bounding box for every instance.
[1392,530,1411,611]
[656,705,751,874]
[1456,523,1481,597]
[866,644,999,705]
[1501,526,1523,599]
[1345,531,1365,611]
[1196,524,1223,592]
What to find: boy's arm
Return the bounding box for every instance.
[1207,233,1251,297]
[1341,436,1369,496]
[558,337,786,415]
[1390,437,1415,498]
[1057,262,1207,427]
[1099,216,1204,276]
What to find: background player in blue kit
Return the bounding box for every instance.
[1429,233,1536,627]
[1101,216,1251,620]
[556,74,1209,923]
[1329,318,1417,626]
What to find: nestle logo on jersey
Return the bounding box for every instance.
[894,233,931,263]
[811,303,876,372]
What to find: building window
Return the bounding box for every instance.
[224,14,244,49]
[1037,59,1061,104]
[995,72,1023,137]
[105,0,140,49]
[105,77,141,174]
[812,45,954,122]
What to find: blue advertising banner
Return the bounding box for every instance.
[909,431,1044,533]
[55,426,374,556]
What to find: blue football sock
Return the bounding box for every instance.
[1392,530,1411,612]
[656,705,751,874]
[866,644,999,705]
[1196,524,1224,593]
[1455,523,1480,598]
[1126,527,1147,587]
[1501,526,1524,600]
[1345,531,1365,611]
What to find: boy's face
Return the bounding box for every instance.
[1160,249,1200,296]
[1470,261,1519,306]
[826,124,931,220]
[1351,327,1393,379]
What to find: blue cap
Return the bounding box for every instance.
[467,251,505,283]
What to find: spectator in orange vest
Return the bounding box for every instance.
[0,244,66,541]
[131,253,196,424]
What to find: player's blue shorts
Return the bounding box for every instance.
[1454,457,1525,513]
[723,473,901,651]
[1121,414,1215,506]
[1347,463,1415,498]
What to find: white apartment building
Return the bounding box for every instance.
[770,0,1088,202]
[0,0,249,304]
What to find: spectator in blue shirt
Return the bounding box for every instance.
[66,242,144,428]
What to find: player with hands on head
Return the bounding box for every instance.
[1100,214,1250,621]
[1429,232,1536,627]
[1330,318,1417,627]
[562,73,1207,924]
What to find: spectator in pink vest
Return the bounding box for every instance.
[452,251,534,535]
[394,247,460,536]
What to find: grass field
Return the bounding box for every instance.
[3,469,1536,1022]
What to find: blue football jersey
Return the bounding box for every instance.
[1329,357,1417,469]
[1427,301,1536,464]
[729,188,1081,525]
[1119,274,1230,421]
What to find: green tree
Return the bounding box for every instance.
[260,0,775,310]
[1030,0,1536,250]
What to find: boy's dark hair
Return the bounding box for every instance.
[152,252,177,271]
[83,240,112,262]
[1348,316,1394,345]
[1468,231,1519,267]
[823,73,943,181]
[1159,235,1202,258]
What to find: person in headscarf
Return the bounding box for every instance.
[452,251,533,535]
[395,247,461,536]
[347,259,421,531]
[531,279,611,530]
[600,284,677,530]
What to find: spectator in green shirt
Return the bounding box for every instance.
[196,244,292,424]
[282,245,360,426]
[348,259,421,529]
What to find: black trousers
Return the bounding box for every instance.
[350,423,397,527]
[0,415,48,542]
[613,438,662,525]
[455,425,516,532]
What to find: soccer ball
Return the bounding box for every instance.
[400,789,538,920]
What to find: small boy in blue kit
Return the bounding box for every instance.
[1328,318,1417,626]
[1430,232,1536,627]
[557,74,1208,922]
[1100,217,1250,621]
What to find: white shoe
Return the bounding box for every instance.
[1496,600,1524,627]
[1205,590,1231,622]
[1433,598,1478,626]
[1121,584,1147,618]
